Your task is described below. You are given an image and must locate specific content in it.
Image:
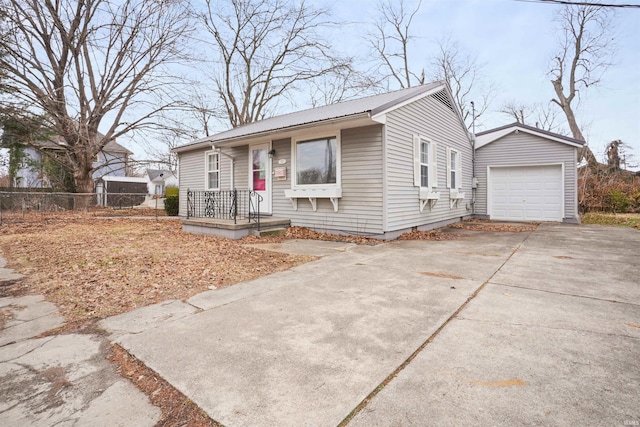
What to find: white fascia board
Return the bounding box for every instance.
[476,126,584,149]
[370,84,446,121]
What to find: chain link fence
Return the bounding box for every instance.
[0,190,166,225]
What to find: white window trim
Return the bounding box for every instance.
[291,133,341,190]
[204,150,220,191]
[447,147,465,208]
[414,135,440,211]
[447,147,462,190]
[413,135,438,190]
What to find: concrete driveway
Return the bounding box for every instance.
[105,223,639,426]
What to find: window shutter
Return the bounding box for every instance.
[446,147,452,189]
[431,142,438,189]
[457,152,463,189]
[413,135,420,187]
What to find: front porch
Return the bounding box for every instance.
[183,189,289,239]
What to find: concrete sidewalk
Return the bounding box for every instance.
[0,261,161,426]
[108,229,530,426]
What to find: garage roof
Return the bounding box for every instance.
[475,122,585,149]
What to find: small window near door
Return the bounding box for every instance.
[206,152,220,190]
[295,137,337,186]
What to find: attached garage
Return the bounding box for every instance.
[475,123,583,223]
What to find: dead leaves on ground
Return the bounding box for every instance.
[451,221,539,232]
[397,230,463,241]
[110,345,219,427]
[0,217,313,324]
[241,226,382,245]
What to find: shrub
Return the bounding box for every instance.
[164,195,179,216]
[606,189,631,213]
[165,186,179,197]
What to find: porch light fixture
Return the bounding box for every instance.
[268,149,276,158]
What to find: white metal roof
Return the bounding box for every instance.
[173,81,447,153]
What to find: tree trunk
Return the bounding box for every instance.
[74,167,95,211]
[552,80,598,169]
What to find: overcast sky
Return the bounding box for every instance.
[323,0,639,165]
[121,0,640,168]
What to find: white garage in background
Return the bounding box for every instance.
[474,123,584,223]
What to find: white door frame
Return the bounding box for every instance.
[248,142,272,214]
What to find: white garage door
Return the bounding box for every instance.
[489,165,563,222]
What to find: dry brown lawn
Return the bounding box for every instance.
[0,214,313,324]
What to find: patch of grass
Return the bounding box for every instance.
[582,212,640,230]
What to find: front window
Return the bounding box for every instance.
[296,137,337,186]
[206,153,219,190]
[420,141,430,188]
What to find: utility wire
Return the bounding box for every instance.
[514,0,640,8]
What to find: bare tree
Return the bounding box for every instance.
[549,3,615,166]
[367,2,492,128]
[0,0,193,195]
[202,0,352,128]
[307,66,381,108]
[366,0,424,89]
[499,101,565,133]
[431,38,493,128]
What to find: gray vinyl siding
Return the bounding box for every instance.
[270,125,384,235]
[219,145,249,190]
[474,132,578,220]
[177,147,207,216]
[177,146,248,216]
[384,94,473,232]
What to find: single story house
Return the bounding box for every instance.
[144,169,178,196]
[173,82,582,239]
[475,123,583,223]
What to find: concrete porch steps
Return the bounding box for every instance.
[182,217,290,239]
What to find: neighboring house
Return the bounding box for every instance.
[11,145,46,188]
[174,81,474,239]
[475,123,583,223]
[144,169,178,196]
[10,136,132,188]
[92,140,133,180]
